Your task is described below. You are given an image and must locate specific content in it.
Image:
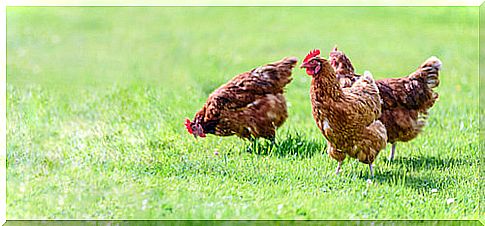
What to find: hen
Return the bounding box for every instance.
[185,57,298,140]
[300,49,387,176]
[329,47,441,160]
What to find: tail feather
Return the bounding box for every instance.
[377,56,441,111]
[329,47,356,78]
[256,57,298,71]
[278,57,299,68]
[363,70,374,80]
[251,57,298,90]
[411,56,442,89]
[272,57,298,77]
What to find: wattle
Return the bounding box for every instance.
[306,68,314,75]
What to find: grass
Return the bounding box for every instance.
[6,7,481,219]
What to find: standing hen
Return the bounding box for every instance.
[300,49,387,176]
[185,57,298,141]
[329,47,441,160]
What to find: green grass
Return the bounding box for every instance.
[6,7,481,219]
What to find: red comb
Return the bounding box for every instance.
[304,49,321,63]
[184,118,193,134]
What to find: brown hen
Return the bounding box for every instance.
[301,49,387,176]
[329,47,441,160]
[185,57,298,140]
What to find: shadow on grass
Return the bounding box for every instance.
[357,155,473,190]
[245,133,326,158]
[371,169,453,191]
[391,155,474,170]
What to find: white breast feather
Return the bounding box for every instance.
[323,118,331,131]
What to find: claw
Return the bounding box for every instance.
[388,143,396,161]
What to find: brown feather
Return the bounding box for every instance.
[307,56,387,168]
[328,49,441,146]
[189,57,298,139]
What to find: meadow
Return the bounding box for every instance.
[6,7,481,219]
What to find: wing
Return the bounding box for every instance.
[199,57,297,129]
[376,56,441,112]
[344,71,382,121]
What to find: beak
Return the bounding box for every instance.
[300,62,310,69]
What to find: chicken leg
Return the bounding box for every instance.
[388,143,396,161]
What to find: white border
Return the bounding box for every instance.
[1,0,6,224]
[4,0,485,6]
[1,0,482,223]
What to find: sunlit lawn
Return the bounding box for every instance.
[6,7,480,219]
